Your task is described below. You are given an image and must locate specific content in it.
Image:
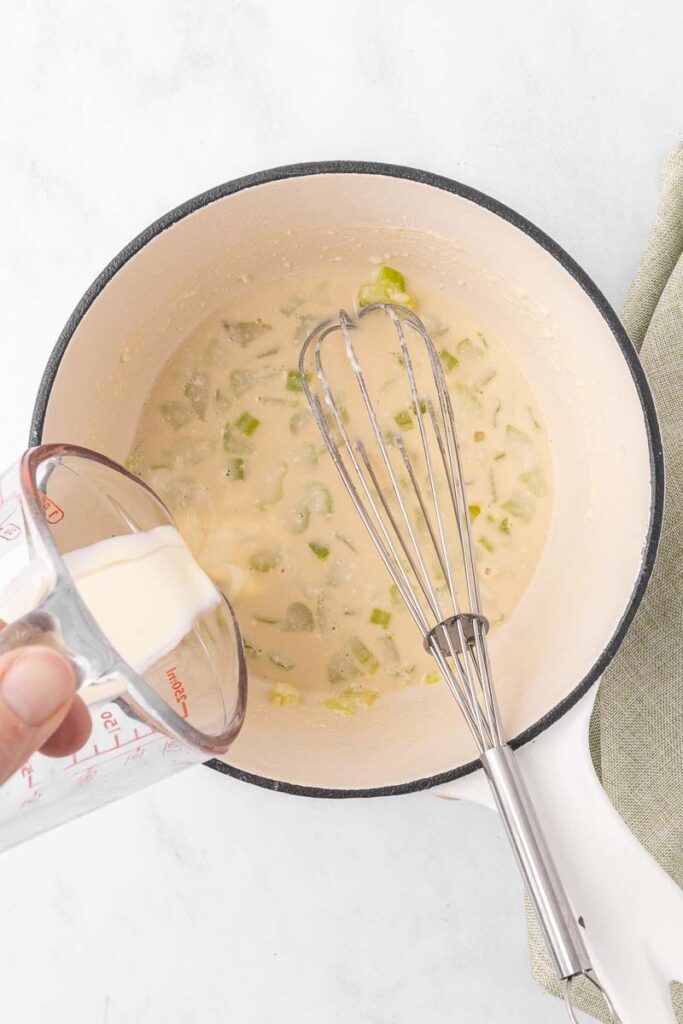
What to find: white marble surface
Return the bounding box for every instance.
[0,2,680,1021]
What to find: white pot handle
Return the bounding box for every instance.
[437,688,683,1023]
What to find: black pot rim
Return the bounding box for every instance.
[30,159,665,800]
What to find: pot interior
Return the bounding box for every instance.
[38,170,655,791]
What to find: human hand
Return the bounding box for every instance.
[0,647,91,785]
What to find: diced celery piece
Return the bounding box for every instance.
[230,369,254,397]
[454,383,481,412]
[468,504,481,521]
[494,452,507,461]
[283,602,314,632]
[357,265,416,309]
[327,649,359,684]
[285,502,310,535]
[370,608,391,629]
[227,457,246,481]
[256,347,280,359]
[424,672,441,685]
[260,463,287,505]
[249,549,281,572]
[503,490,535,523]
[351,637,379,673]
[124,450,140,475]
[394,409,414,430]
[439,349,459,373]
[474,431,486,442]
[222,319,271,347]
[235,411,260,436]
[269,683,302,707]
[294,313,322,342]
[184,371,210,420]
[254,614,280,624]
[411,399,428,416]
[169,436,214,465]
[309,541,330,561]
[161,478,196,510]
[457,337,484,359]
[269,653,295,671]
[160,401,193,430]
[499,517,511,535]
[520,466,547,496]
[378,265,406,289]
[243,638,260,656]
[296,444,318,469]
[222,423,252,455]
[286,369,305,392]
[505,424,536,465]
[341,687,380,707]
[493,401,502,428]
[390,583,402,607]
[527,406,541,431]
[305,481,333,515]
[290,410,310,434]
[324,696,356,716]
[377,635,400,663]
[478,536,495,553]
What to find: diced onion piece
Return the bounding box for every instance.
[269,683,302,707]
[283,602,314,632]
[249,549,281,572]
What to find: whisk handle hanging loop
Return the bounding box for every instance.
[481,744,592,981]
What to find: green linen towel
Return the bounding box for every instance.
[527,141,683,1021]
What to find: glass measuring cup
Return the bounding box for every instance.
[0,444,247,851]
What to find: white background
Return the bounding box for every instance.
[0,2,681,1022]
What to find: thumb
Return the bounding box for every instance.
[0,647,77,785]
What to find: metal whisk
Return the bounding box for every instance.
[300,303,617,1024]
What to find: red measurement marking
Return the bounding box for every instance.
[100,710,121,734]
[0,522,20,541]
[75,767,98,787]
[166,666,190,719]
[21,791,42,807]
[20,763,36,789]
[66,727,156,767]
[38,491,64,525]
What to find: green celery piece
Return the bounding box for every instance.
[499,517,511,535]
[285,502,310,535]
[160,401,193,431]
[230,368,254,397]
[468,504,481,521]
[243,638,260,656]
[457,337,484,359]
[269,683,302,707]
[222,319,271,347]
[394,409,414,430]
[370,608,391,629]
[478,536,495,553]
[377,265,406,289]
[286,369,305,392]
[520,466,548,496]
[411,399,428,416]
[474,430,486,442]
[269,653,295,671]
[228,456,246,481]
[249,549,281,572]
[235,411,260,436]
[124,450,140,475]
[305,481,333,515]
[502,490,535,523]
[283,602,314,632]
[184,371,210,420]
[439,349,459,373]
[256,347,280,360]
[340,687,380,707]
[424,672,441,685]
[327,649,359,684]
[222,423,252,455]
[309,540,330,561]
[377,635,400,663]
[351,637,379,673]
[390,584,402,607]
[290,410,309,434]
[324,696,356,716]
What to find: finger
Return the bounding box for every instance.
[0,647,77,785]
[39,695,91,758]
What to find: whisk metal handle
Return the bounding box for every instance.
[481,744,591,980]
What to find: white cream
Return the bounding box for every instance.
[0,525,220,674]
